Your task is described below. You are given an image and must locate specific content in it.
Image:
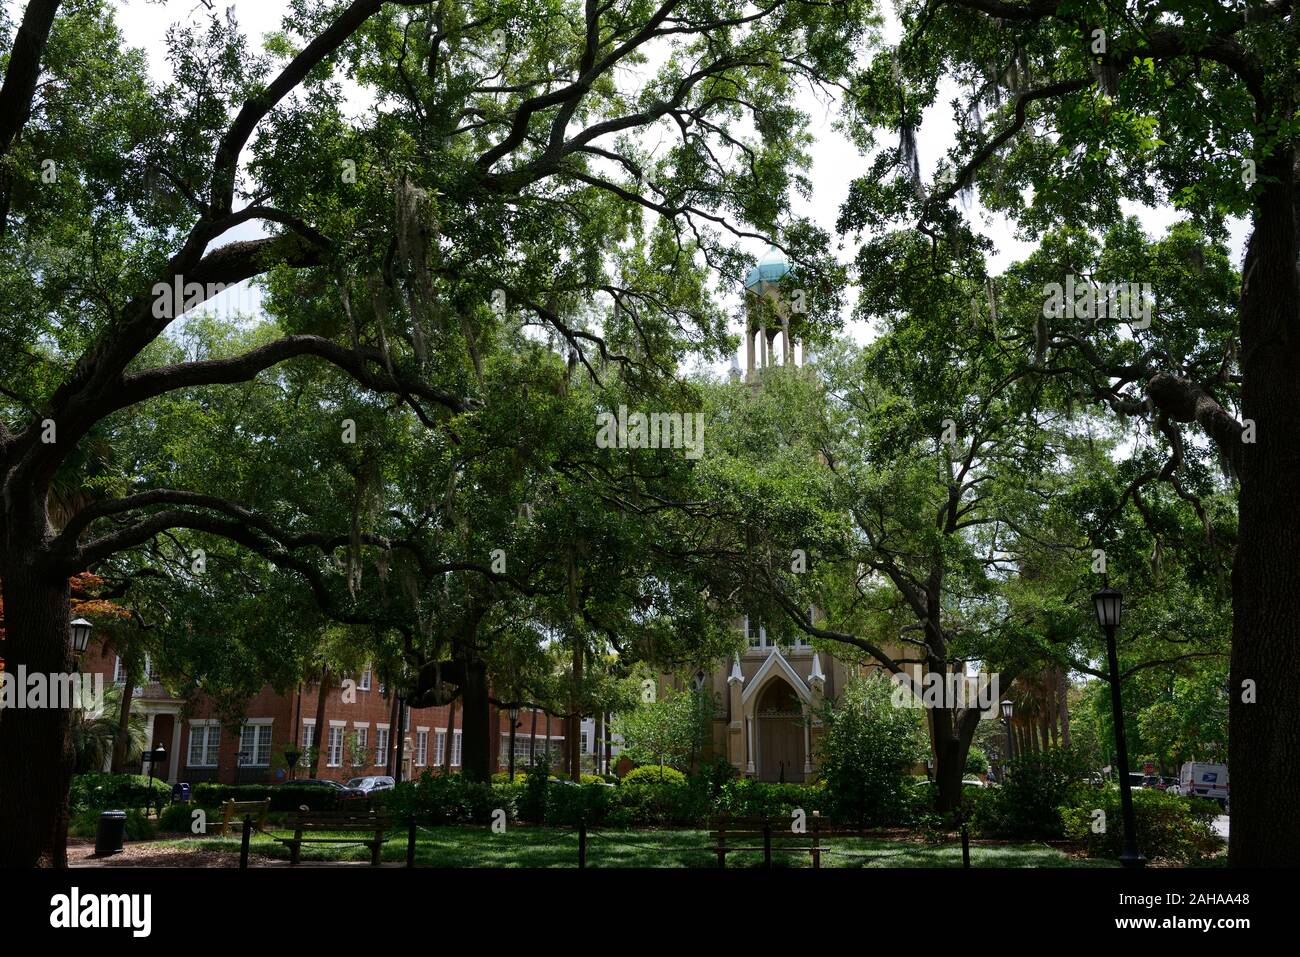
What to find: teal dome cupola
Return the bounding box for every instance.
[741,244,802,382]
[744,245,793,297]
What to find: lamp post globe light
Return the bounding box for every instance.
[69,618,93,656]
[1092,584,1145,868]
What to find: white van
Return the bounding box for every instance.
[1177,762,1229,807]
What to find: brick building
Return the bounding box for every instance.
[79,639,566,786]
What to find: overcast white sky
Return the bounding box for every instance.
[107,0,1249,367]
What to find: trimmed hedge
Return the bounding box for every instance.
[190,782,340,812]
[70,773,171,812]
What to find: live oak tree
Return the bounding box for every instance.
[698,243,1230,812]
[0,0,864,864]
[843,0,1296,865]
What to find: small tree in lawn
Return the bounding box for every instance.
[616,687,714,779]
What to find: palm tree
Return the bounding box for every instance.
[69,684,145,774]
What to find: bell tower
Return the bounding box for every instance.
[743,245,798,382]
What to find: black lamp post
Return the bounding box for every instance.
[999,699,1014,783]
[507,705,521,779]
[142,745,166,817]
[1092,584,1145,868]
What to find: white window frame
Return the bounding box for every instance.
[301,720,316,767]
[187,720,220,768]
[359,667,372,691]
[326,721,346,767]
[416,728,429,766]
[351,725,368,768]
[238,719,273,767]
[375,725,390,767]
[433,729,447,766]
[451,730,462,767]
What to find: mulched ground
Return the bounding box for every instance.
[66,838,403,868]
[67,838,249,868]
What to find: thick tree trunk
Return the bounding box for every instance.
[0,560,74,867]
[458,657,490,781]
[443,699,456,774]
[386,690,400,776]
[932,708,982,815]
[393,696,406,784]
[308,666,329,779]
[1229,144,1300,867]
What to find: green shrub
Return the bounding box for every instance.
[158,802,199,834]
[546,783,612,826]
[970,747,1086,839]
[386,770,515,824]
[620,764,687,787]
[606,778,708,827]
[517,756,551,823]
[965,747,989,776]
[714,779,823,821]
[70,808,156,841]
[1061,787,1222,863]
[815,676,928,827]
[69,772,170,812]
[189,782,338,812]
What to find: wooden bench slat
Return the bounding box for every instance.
[275,810,393,866]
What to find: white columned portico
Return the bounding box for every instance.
[143,712,156,753]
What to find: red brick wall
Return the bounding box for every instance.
[80,639,564,784]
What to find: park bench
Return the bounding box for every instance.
[273,809,393,866]
[711,814,827,868]
[712,813,971,869]
[217,798,270,837]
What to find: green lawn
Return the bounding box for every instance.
[155,826,1117,868]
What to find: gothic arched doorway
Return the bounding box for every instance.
[756,679,805,782]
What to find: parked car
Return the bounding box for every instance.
[341,776,395,799]
[1178,762,1229,807]
[1141,775,1166,790]
[284,778,348,791]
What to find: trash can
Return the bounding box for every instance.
[94,810,127,856]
